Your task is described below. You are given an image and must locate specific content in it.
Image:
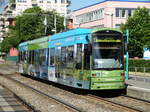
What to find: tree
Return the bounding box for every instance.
[1,7,64,53]
[121,7,150,58]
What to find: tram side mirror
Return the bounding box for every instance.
[125,43,128,51]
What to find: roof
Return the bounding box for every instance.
[73,0,150,12]
[50,28,92,41]
[28,36,49,45]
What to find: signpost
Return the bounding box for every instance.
[143,45,150,60]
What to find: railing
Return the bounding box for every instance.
[129,67,150,76]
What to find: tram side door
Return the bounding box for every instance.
[55,47,61,79]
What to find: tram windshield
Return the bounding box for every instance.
[92,32,123,69]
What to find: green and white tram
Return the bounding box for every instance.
[19,28,126,90]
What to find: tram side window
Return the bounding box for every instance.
[28,50,34,64]
[84,44,90,69]
[66,46,74,68]
[55,47,61,66]
[49,48,55,66]
[20,51,23,62]
[75,44,82,69]
[20,51,22,61]
[34,50,39,65]
[39,49,47,66]
[24,51,28,63]
[28,51,32,64]
[61,47,67,68]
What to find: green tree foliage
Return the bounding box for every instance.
[1,7,64,53]
[121,7,150,58]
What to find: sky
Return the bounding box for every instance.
[69,0,104,11]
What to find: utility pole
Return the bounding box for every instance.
[63,14,66,31]
[54,14,56,34]
[44,14,47,36]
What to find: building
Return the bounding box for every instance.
[68,0,150,29]
[1,0,69,16]
[11,0,69,16]
[0,0,70,40]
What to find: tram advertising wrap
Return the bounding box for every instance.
[18,28,126,90]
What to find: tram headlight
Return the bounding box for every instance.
[92,74,96,77]
[121,72,124,76]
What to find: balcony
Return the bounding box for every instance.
[9,0,16,4]
[67,0,71,7]
[32,0,37,6]
[9,0,16,10]
[5,13,15,20]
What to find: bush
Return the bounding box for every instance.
[129,59,150,67]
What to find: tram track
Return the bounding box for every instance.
[0,73,83,112]
[1,73,150,112]
[87,94,142,112]
[0,73,122,112]
[87,94,150,112]
[1,84,39,112]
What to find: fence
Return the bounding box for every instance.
[129,67,150,76]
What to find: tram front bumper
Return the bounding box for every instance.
[90,82,125,90]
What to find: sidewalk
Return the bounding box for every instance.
[127,74,150,89]
[0,61,18,74]
[126,74,150,101]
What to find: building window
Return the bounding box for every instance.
[128,9,132,17]
[32,4,37,7]
[61,0,65,3]
[76,8,104,24]
[115,8,136,18]
[39,0,43,3]
[116,8,119,17]
[47,0,51,3]
[17,0,27,3]
[115,24,121,28]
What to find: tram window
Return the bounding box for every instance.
[28,51,32,64]
[39,49,47,66]
[20,51,23,61]
[24,51,27,63]
[50,48,55,66]
[55,47,61,66]
[67,46,74,61]
[32,50,35,64]
[61,47,67,68]
[29,50,35,64]
[34,50,39,65]
[23,51,25,61]
[66,46,74,68]
[84,44,90,69]
[75,44,82,69]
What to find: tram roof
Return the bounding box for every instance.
[49,28,92,41]
[28,36,49,44]
[19,41,28,47]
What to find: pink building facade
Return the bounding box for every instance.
[71,0,150,29]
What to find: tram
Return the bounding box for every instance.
[18,28,125,90]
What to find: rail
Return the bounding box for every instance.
[87,94,142,112]
[129,67,150,76]
[0,74,83,112]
